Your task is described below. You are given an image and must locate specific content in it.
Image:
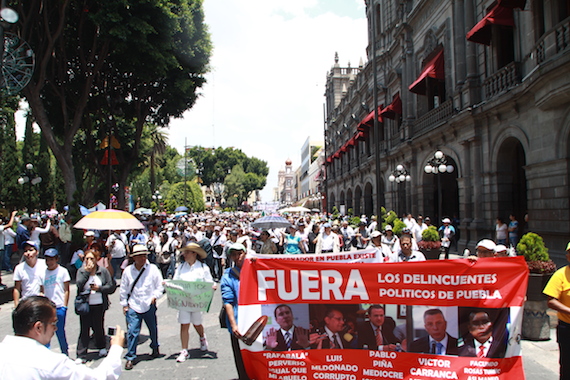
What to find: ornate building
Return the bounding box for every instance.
[324,0,570,262]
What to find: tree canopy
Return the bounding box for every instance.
[15,0,211,207]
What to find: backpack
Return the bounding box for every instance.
[197,238,215,277]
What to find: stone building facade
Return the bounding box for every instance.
[324,0,570,262]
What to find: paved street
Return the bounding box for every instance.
[0,270,238,380]
[0,267,561,379]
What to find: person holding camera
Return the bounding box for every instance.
[75,249,116,363]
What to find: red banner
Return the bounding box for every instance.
[236,256,528,380]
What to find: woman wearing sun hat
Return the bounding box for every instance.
[173,242,215,363]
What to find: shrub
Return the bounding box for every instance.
[422,226,440,242]
[517,232,556,274]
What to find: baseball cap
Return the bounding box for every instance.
[23,241,38,250]
[44,248,59,257]
[323,222,332,228]
[84,231,95,238]
[384,225,393,231]
[229,243,246,253]
[442,218,451,224]
[371,231,382,238]
[476,239,496,251]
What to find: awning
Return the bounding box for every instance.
[326,156,333,164]
[340,144,348,153]
[347,136,356,147]
[466,4,514,45]
[333,151,341,159]
[358,106,383,129]
[380,93,402,119]
[355,130,368,141]
[498,0,526,8]
[409,50,445,95]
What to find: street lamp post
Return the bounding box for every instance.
[388,164,411,215]
[18,163,42,212]
[424,151,455,222]
[152,190,162,212]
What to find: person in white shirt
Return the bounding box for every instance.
[0,295,125,379]
[395,235,426,262]
[339,221,355,252]
[402,213,416,230]
[106,230,127,279]
[367,215,378,235]
[0,211,17,287]
[13,240,47,307]
[29,216,51,249]
[120,244,164,370]
[172,243,216,362]
[412,215,429,242]
[315,223,341,254]
[210,226,227,281]
[43,248,71,356]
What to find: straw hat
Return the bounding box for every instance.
[179,242,207,259]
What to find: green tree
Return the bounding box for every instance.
[0,96,21,209]
[16,0,211,207]
[164,181,204,213]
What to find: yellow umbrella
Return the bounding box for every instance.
[73,209,144,231]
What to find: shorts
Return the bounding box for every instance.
[178,310,203,325]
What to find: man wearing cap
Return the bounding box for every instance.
[106,230,128,280]
[475,239,497,258]
[354,221,370,249]
[120,244,164,370]
[16,215,32,251]
[315,223,340,254]
[43,248,71,355]
[221,243,249,379]
[543,242,570,380]
[370,231,394,262]
[13,241,47,307]
[210,226,227,281]
[438,218,455,259]
[340,221,355,252]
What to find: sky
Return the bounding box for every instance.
[166,0,368,201]
[16,0,369,203]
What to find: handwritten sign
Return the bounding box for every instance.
[164,280,215,312]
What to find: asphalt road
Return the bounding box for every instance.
[0,273,239,380]
[0,266,561,380]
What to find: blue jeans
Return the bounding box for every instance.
[1,248,11,271]
[55,306,69,355]
[125,303,159,360]
[111,257,124,279]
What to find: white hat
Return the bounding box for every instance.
[384,225,393,231]
[84,231,95,238]
[442,218,451,224]
[371,231,382,238]
[476,239,496,251]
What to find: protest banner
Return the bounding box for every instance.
[236,253,528,380]
[163,280,215,312]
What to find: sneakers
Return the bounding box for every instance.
[98,348,108,357]
[176,349,189,363]
[200,336,208,351]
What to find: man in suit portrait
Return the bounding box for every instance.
[309,308,349,349]
[357,305,400,350]
[264,304,310,351]
[408,308,458,355]
[458,311,506,358]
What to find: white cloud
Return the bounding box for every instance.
[168,0,368,201]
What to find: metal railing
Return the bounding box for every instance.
[411,99,454,137]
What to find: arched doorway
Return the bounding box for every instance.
[329,192,336,213]
[497,138,527,228]
[346,188,353,215]
[354,186,362,216]
[364,183,374,216]
[422,156,460,223]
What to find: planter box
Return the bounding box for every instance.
[420,247,442,260]
[526,273,552,301]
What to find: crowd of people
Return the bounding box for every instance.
[0,208,566,380]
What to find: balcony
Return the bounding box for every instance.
[411,99,454,137]
[483,61,520,100]
[534,17,570,65]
